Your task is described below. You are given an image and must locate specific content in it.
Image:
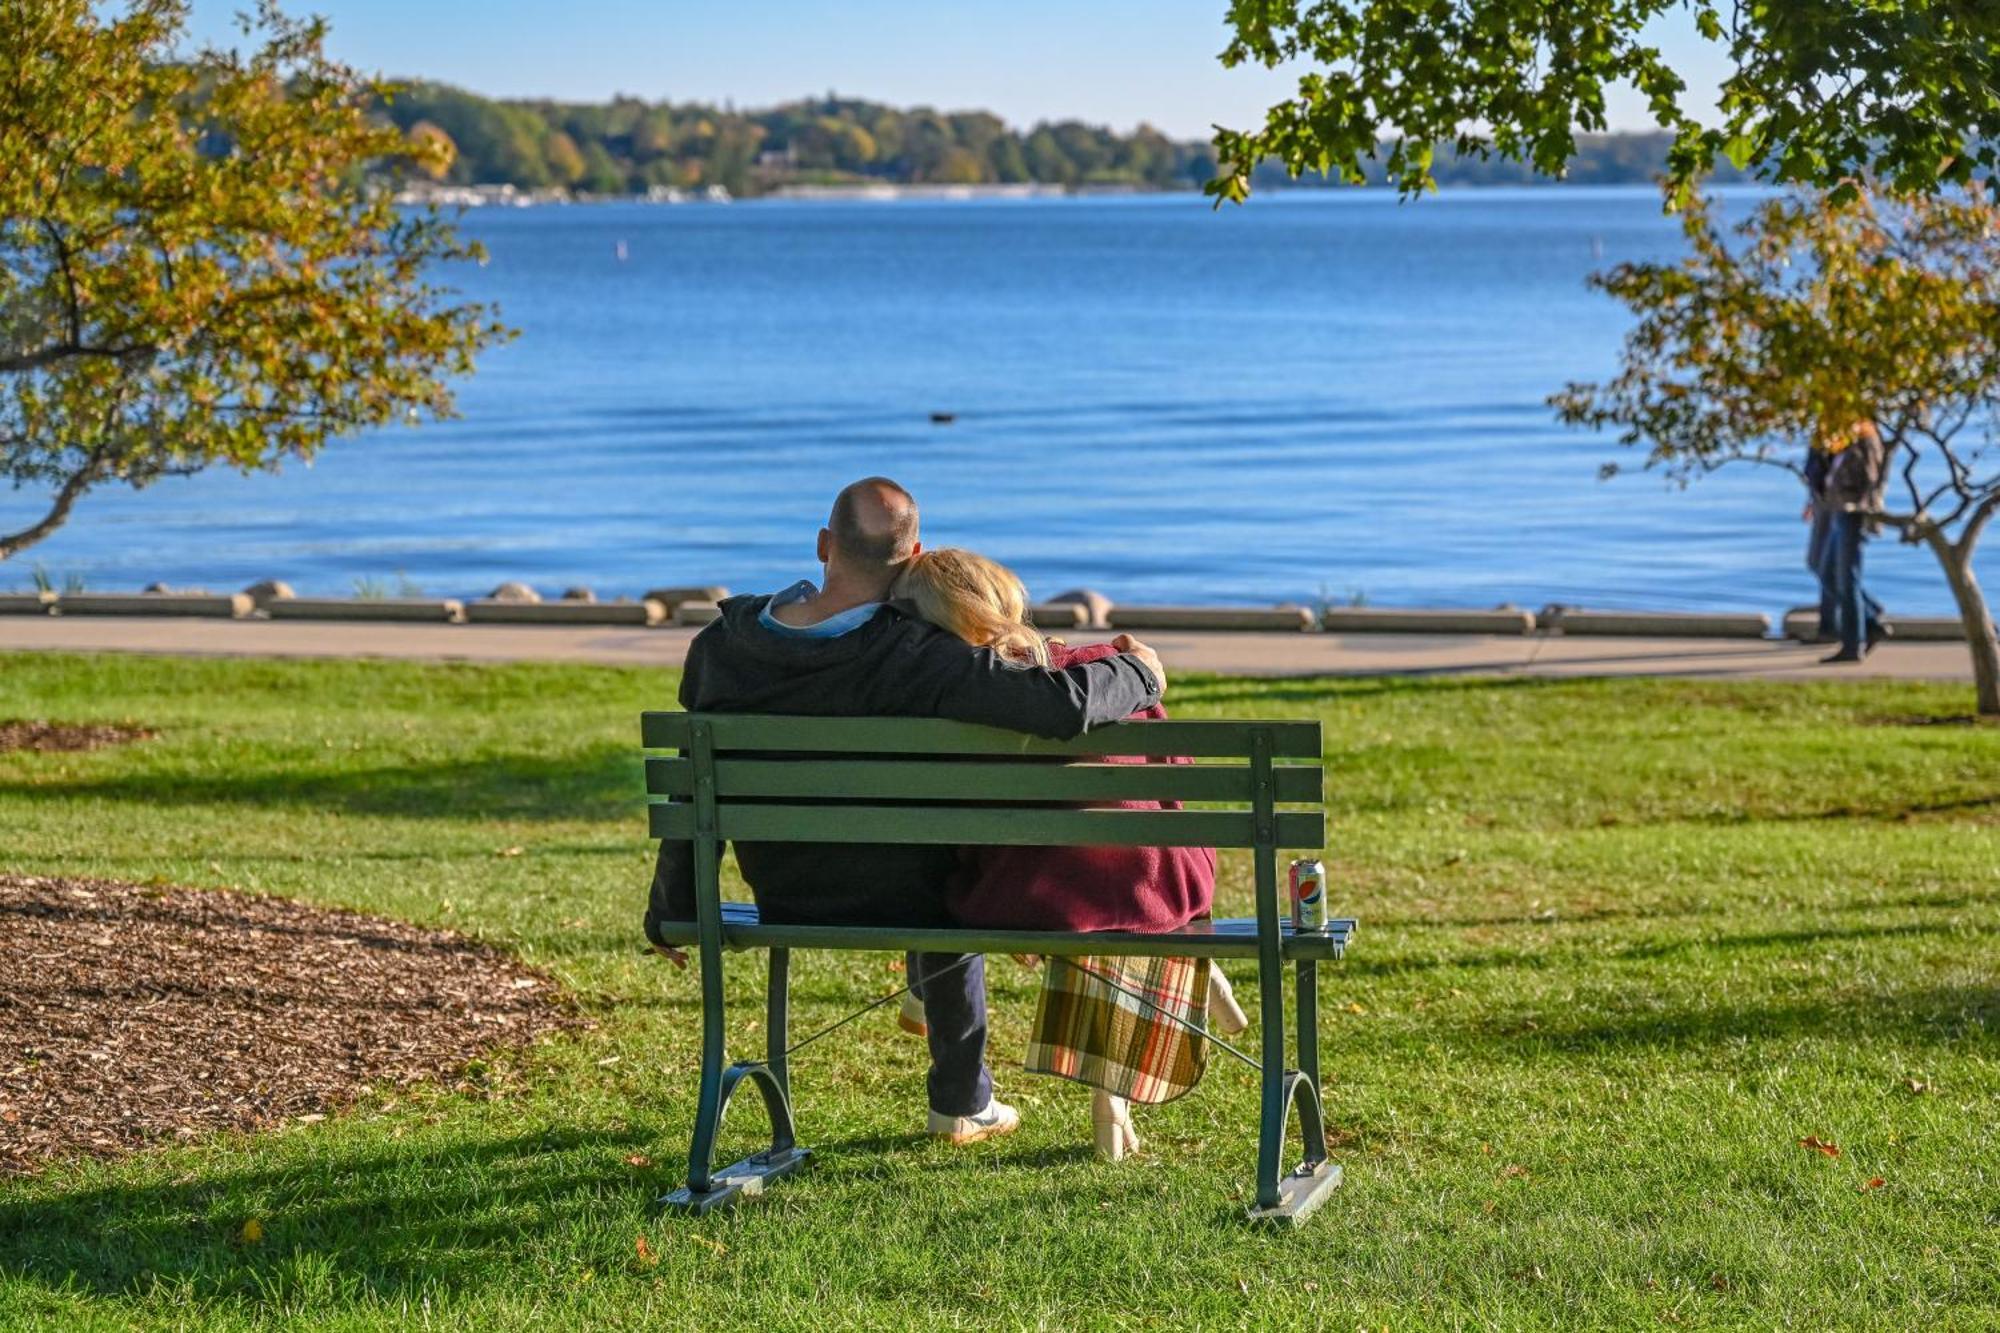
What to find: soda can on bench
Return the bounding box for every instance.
[1289,858,1327,932]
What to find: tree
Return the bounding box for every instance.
[0,0,508,561]
[1552,188,2000,715]
[1211,1,2000,205]
[542,130,587,186]
[404,120,457,181]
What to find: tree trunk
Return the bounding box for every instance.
[0,467,95,562]
[1925,527,2000,717]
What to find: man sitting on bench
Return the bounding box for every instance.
[646,476,1169,1144]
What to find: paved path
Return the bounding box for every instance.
[0,615,1975,682]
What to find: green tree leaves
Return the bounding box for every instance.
[1212,1,2000,204]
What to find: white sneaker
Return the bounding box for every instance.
[898,990,928,1037]
[927,1097,1021,1145]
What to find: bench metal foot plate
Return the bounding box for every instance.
[659,1147,812,1216]
[1245,1160,1343,1227]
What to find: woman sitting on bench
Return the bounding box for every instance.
[890,548,1249,1160]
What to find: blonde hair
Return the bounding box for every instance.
[893,548,1050,667]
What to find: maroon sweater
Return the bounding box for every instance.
[945,642,1217,933]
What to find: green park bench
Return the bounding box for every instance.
[642,711,1356,1225]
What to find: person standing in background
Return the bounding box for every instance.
[1803,439,1885,644]
[1818,421,1891,663]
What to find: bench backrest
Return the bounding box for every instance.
[643,713,1325,851]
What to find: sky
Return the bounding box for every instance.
[182,1,1731,140]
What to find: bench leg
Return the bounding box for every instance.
[1293,957,1329,1164]
[766,947,792,1107]
[1246,957,1343,1227]
[660,946,811,1215]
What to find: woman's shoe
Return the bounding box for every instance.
[1092,1090,1140,1161]
[1207,963,1250,1036]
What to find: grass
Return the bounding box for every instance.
[0,651,1995,1330]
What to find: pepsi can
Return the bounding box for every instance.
[1289,858,1327,932]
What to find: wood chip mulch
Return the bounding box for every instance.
[0,874,583,1175]
[0,719,155,753]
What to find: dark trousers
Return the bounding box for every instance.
[908,951,991,1116]
[1819,511,1883,654]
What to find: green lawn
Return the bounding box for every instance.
[1,652,1995,1330]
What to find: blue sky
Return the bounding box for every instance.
[183,1,1729,140]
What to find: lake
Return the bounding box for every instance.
[6,187,1982,615]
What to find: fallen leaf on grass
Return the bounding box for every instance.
[1862,1176,1886,1192]
[1904,1078,1929,1095]
[1343,1001,1367,1015]
[634,1234,658,1268]
[1234,1277,1250,1297]
[497,847,524,858]
[1498,1164,1531,1180]
[623,1153,652,1168]
[1799,1136,1841,1158]
[239,1218,264,1245]
[689,1234,728,1257]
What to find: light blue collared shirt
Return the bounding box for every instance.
[757,580,884,639]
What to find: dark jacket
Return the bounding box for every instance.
[645,592,1163,936]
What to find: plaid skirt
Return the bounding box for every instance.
[1023,954,1210,1104]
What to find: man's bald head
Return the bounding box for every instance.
[826,477,920,572]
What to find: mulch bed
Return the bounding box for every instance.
[0,874,582,1175]
[0,719,154,753]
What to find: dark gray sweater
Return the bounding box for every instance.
[645,592,1161,936]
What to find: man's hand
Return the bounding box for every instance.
[1112,633,1167,698]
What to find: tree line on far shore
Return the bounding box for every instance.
[376,84,1746,197]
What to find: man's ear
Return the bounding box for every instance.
[816,528,830,564]
[910,540,922,557]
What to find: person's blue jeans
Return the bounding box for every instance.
[1808,508,1837,638]
[1819,511,1884,655]
[908,951,991,1116]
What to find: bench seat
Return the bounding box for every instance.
[651,900,1356,961]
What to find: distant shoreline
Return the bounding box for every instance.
[391,179,1745,209]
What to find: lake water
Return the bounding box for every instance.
[6,188,1983,615]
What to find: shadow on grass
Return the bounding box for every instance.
[0,1127,653,1304]
[0,1126,1113,1305]
[1479,982,1999,1053]
[0,745,642,822]
[1610,919,1999,962]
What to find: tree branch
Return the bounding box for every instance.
[1960,491,2000,558]
[0,452,105,561]
[0,341,155,374]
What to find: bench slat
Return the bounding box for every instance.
[644,756,1323,804]
[649,900,1355,961]
[650,801,1324,849]
[642,712,1323,758]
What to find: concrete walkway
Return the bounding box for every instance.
[0,615,1976,682]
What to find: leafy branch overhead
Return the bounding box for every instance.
[0,0,511,560]
[1210,1,2000,203]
